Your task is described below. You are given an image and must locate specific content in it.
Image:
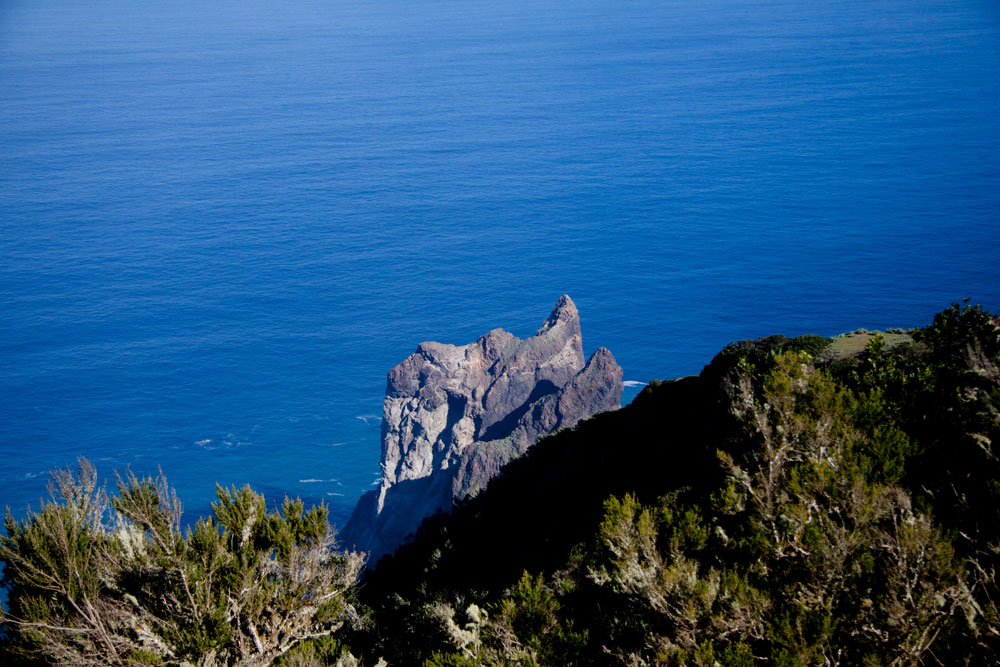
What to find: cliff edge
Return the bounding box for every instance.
[341,295,623,561]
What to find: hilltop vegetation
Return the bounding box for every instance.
[2,303,998,666]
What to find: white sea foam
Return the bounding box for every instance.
[356,414,380,425]
[299,478,324,483]
[194,435,250,450]
[326,492,345,497]
[623,380,648,387]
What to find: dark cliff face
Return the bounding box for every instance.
[357,306,1000,667]
[341,296,624,561]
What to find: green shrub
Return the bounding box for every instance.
[0,463,363,667]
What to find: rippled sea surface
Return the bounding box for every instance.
[2,0,998,526]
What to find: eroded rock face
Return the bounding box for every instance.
[341,295,623,561]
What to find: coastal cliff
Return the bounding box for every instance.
[358,304,1000,666]
[341,295,623,560]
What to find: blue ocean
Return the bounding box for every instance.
[2,0,998,529]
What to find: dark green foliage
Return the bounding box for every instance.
[272,636,350,667]
[711,334,832,386]
[355,304,999,666]
[0,461,112,666]
[785,334,833,357]
[1,467,363,667]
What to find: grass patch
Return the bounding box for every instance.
[824,330,913,359]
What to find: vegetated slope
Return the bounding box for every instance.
[2,304,996,667]
[357,305,1000,666]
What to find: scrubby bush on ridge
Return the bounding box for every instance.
[361,303,999,665]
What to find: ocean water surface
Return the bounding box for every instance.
[2,0,998,527]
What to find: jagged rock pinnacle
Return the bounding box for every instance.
[341,296,623,562]
[536,294,579,334]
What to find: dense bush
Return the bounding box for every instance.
[0,466,363,667]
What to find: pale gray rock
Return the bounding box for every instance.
[341,295,623,561]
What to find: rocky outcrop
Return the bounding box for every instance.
[341,295,623,561]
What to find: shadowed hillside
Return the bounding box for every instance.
[353,304,1000,666]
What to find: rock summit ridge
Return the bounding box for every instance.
[341,296,623,561]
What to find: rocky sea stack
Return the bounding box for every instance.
[341,295,623,560]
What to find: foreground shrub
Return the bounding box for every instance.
[0,461,363,667]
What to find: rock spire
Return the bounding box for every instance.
[341,295,623,561]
